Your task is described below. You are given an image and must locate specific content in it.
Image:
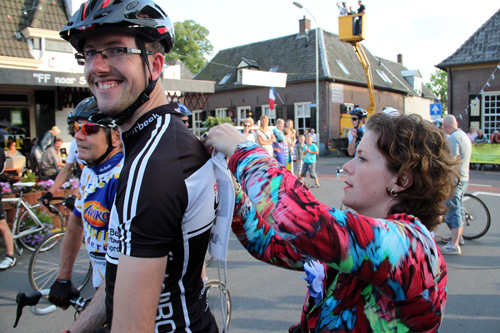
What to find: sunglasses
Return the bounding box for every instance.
[351,117,359,121]
[244,124,251,127]
[74,122,105,135]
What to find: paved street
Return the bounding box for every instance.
[1,155,499,332]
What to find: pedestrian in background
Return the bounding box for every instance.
[256,115,276,156]
[300,134,320,188]
[441,115,472,255]
[294,134,306,177]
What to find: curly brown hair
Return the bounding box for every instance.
[365,113,458,230]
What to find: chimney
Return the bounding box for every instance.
[299,16,311,36]
[397,54,403,65]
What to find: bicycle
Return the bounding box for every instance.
[29,230,93,292]
[462,193,491,240]
[13,289,91,328]
[205,278,232,331]
[3,182,65,254]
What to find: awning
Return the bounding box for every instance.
[0,67,215,93]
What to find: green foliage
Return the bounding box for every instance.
[203,116,234,131]
[426,69,448,111]
[21,170,36,183]
[164,20,214,74]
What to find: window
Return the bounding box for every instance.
[192,110,204,137]
[215,108,227,118]
[262,106,276,125]
[376,69,392,83]
[295,103,311,134]
[237,106,251,125]
[270,66,280,72]
[45,39,73,53]
[336,60,350,75]
[219,73,231,85]
[483,93,500,137]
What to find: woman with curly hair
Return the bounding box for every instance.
[203,113,457,332]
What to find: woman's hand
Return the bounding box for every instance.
[202,123,247,158]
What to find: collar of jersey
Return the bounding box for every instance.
[92,152,124,174]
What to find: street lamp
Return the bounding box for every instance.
[293,1,319,139]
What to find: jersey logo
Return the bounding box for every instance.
[83,201,110,229]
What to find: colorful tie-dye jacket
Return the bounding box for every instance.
[229,144,447,332]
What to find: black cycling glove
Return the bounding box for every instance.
[40,191,53,205]
[49,278,80,308]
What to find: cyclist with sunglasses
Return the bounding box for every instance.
[48,97,123,332]
[60,1,219,332]
[347,107,368,156]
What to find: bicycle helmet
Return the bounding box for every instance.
[60,0,174,54]
[382,107,400,117]
[70,97,118,167]
[350,107,368,118]
[433,118,443,128]
[60,0,175,126]
[178,103,192,116]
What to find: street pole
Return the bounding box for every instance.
[293,2,319,143]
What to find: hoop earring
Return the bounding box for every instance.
[389,189,398,197]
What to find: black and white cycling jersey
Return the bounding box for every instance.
[105,104,218,332]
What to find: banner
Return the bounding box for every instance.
[470,144,500,164]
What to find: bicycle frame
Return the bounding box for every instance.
[3,196,47,240]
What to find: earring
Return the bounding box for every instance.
[389,189,398,197]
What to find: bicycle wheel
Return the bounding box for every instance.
[462,193,491,240]
[15,203,65,252]
[205,279,232,331]
[29,231,92,292]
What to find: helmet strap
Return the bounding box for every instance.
[112,40,157,126]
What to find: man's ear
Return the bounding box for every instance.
[150,53,164,81]
[111,129,122,147]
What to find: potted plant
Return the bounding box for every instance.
[62,177,80,197]
[19,207,55,249]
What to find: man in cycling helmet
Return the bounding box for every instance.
[348,107,368,156]
[48,97,123,332]
[177,103,192,126]
[60,1,218,331]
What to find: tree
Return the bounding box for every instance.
[165,20,213,74]
[426,69,448,111]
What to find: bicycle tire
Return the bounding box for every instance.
[462,193,491,240]
[29,231,92,293]
[205,279,232,331]
[15,203,65,252]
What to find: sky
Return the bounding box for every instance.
[156,0,500,82]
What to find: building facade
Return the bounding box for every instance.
[437,9,500,136]
[195,17,435,153]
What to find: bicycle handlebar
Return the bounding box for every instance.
[14,289,91,328]
[38,196,74,214]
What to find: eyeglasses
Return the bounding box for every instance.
[75,47,154,66]
[351,117,359,121]
[74,122,105,136]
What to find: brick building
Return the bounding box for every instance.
[437,9,500,135]
[194,17,435,153]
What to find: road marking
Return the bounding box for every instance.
[471,191,500,197]
[469,183,492,187]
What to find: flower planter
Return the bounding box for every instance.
[22,191,43,205]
